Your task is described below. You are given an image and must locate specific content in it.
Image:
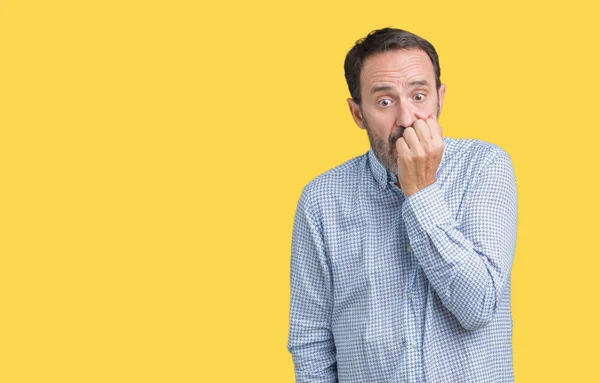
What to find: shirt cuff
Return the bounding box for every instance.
[401,181,454,243]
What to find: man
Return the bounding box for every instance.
[287,27,518,382]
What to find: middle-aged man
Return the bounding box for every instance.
[287,27,518,382]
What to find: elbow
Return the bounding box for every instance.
[455,291,498,331]
[457,309,496,331]
[448,268,506,331]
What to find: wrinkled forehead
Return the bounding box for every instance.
[360,49,435,88]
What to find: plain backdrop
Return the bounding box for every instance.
[1,0,599,381]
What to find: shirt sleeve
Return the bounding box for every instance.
[401,148,518,331]
[287,187,338,382]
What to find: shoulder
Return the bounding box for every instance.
[442,137,513,172]
[444,137,509,161]
[440,137,515,193]
[297,153,368,213]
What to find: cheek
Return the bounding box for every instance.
[412,100,437,119]
[426,97,440,111]
[368,110,396,132]
[416,98,434,109]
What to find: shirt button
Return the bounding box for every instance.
[411,340,418,349]
[408,292,413,299]
[406,245,412,253]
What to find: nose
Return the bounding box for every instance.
[396,101,426,128]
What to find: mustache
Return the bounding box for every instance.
[389,127,406,147]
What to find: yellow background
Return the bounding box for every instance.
[1,0,599,381]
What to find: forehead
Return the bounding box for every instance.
[360,49,435,88]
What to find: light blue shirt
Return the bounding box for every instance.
[287,137,518,382]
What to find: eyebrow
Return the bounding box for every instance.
[370,85,395,94]
[370,80,431,95]
[408,80,430,87]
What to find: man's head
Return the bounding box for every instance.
[344,28,446,174]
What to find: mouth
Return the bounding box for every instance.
[389,127,405,146]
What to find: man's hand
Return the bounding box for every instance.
[395,115,444,197]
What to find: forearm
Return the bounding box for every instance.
[405,209,515,330]
[288,334,338,383]
[402,151,517,330]
[288,276,337,382]
[288,189,338,381]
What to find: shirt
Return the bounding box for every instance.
[287,137,518,382]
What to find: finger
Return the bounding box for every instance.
[395,137,410,165]
[395,136,410,155]
[402,127,421,152]
[413,119,432,148]
[426,114,443,141]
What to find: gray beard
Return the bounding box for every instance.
[362,103,440,176]
[366,125,399,175]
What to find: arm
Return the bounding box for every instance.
[401,148,518,330]
[287,188,337,382]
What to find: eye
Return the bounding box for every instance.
[413,93,426,102]
[378,99,392,107]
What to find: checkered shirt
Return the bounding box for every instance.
[288,137,518,382]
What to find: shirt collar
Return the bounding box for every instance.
[367,149,394,188]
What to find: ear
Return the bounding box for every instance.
[347,98,366,130]
[437,84,446,115]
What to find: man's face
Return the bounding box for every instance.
[347,49,446,174]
